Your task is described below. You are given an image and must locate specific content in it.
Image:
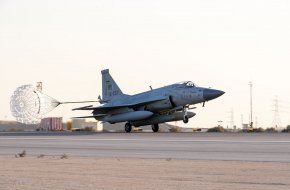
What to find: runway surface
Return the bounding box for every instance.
[1,132,290,162]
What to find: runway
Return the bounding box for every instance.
[1,132,290,162]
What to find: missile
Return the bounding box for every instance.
[132,111,196,127]
[104,111,153,124]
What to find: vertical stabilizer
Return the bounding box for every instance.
[101,69,123,102]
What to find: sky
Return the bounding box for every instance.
[1,0,290,128]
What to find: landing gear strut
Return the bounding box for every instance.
[152,124,159,133]
[125,122,132,133]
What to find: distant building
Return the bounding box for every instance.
[242,124,249,129]
[71,119,102,131]
[39,117,63,131]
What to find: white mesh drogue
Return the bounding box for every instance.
[10,85,60,124]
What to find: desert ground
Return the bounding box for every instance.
[1,155,290,190]
[1,132,290,189]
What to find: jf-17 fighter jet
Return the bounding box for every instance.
[73,69,225,133]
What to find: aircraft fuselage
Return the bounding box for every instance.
[73,70,225,133]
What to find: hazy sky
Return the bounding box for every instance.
[1,0,290,128]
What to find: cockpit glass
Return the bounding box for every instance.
[175,81,195,88]
[186,81,195,87]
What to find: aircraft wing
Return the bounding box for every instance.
[72,97,167,111]
[72,105,94,111]
[73,114,106,119]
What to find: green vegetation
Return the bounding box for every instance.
[207,126,225,133]
[253,127,265,133]
[282,125,290,133]
[265,127,278,133]
[242,127,265,133]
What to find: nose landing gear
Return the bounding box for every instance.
[183,115,189,123]
[183,106,189,124]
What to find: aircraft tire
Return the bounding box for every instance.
[152,124,159,133]
[183,116,189,124]
[125,123,132,133]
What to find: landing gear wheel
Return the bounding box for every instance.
[183,115,189,124]
[152,124,159,133]
[125,123,132,133]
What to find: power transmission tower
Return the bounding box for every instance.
[272,96,282,128]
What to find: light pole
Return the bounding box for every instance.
[249,81,253,128]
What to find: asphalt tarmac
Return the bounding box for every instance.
[1,132,290,162]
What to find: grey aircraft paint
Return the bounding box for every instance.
[74,69,225,133]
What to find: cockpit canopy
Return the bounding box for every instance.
[174,81,196,88]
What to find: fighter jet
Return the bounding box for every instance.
[73,69,225,133]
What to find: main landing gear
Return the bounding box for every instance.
[151,124,159,133]
[125,122,132,133]
[125,123,160,133]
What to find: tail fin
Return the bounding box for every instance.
[101,69,123,102]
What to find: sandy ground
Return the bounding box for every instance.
[0,156,290,190]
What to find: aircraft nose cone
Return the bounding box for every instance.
[203,89,225,101]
